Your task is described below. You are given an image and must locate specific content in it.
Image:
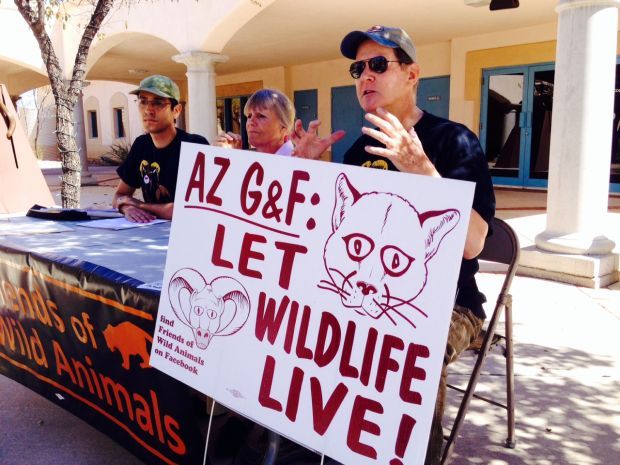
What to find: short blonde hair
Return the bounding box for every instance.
[244,88,295,132]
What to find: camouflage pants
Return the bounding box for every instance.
[425,304,484,465]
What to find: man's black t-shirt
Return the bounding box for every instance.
[117,129,208,204]
[343,111,495,318]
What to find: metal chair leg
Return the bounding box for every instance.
[440,300,505,465]
[262,430,281,465]
[440,217,519,460]
[504,295,516,448]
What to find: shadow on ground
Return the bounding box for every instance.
[446,340,619,465]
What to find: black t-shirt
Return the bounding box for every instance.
[117,129,208,204]
[343,111,496,318]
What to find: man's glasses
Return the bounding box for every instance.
[137,97,171,110]
[349,56,401,79]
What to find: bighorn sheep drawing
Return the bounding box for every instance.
[168,268,251,349]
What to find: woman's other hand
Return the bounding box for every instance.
[214,131,242,149]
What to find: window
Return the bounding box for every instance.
[216,96,250,149]
[113,107,125,139]
[88,111,98,139]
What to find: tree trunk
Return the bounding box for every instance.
[56,93,81,208]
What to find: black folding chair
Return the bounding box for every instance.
[441,217,520,464]
[263,431,280,465]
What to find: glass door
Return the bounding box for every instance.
[480,67,528,186]
[216,95,250,149]
[481,62,620,192]
[481,64,553,188]
[523,64,555,188]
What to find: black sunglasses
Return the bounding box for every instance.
[349,56,402,79]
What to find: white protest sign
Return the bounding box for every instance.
[150,143,474,465]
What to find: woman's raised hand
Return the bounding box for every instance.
[214,131,243,149]
[290,119,345,160]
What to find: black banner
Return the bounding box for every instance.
[0,244,205,465]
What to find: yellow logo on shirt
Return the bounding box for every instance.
[361,159,389,170]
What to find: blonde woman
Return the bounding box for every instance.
[215,88,295,155]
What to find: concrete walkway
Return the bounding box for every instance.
[0,165,618,465]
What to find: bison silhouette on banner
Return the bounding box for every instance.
[150,145,474,465]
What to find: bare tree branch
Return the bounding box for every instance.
[70,0,114,99]
[14,0,115,207]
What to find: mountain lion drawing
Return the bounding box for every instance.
[319,173,460,328]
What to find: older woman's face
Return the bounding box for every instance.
[245,105,286,153]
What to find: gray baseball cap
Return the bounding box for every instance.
[129,75,180,101]
[340,25,416,62]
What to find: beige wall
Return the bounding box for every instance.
[213,29,564,141]
[216,66,288,94]
[214,42,453,142]
[417,42,452,78]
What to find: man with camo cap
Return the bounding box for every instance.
[113,74,208,222]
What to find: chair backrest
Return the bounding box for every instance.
[479,217,520,266]
[478,217,520,297]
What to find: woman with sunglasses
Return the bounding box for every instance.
[215,88,295,155]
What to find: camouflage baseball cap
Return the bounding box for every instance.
[129,75,180,101]
[341,25,416,62]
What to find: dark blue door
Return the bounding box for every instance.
[294,89,317,131]
[418,76,450,119]
[330,79,452,164]
[331,85,369,163]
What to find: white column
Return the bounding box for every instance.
[173,51,228,143]
[535,0,620,255]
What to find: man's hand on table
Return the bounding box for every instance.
[121,205,157,223]
[116,195,157,223]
